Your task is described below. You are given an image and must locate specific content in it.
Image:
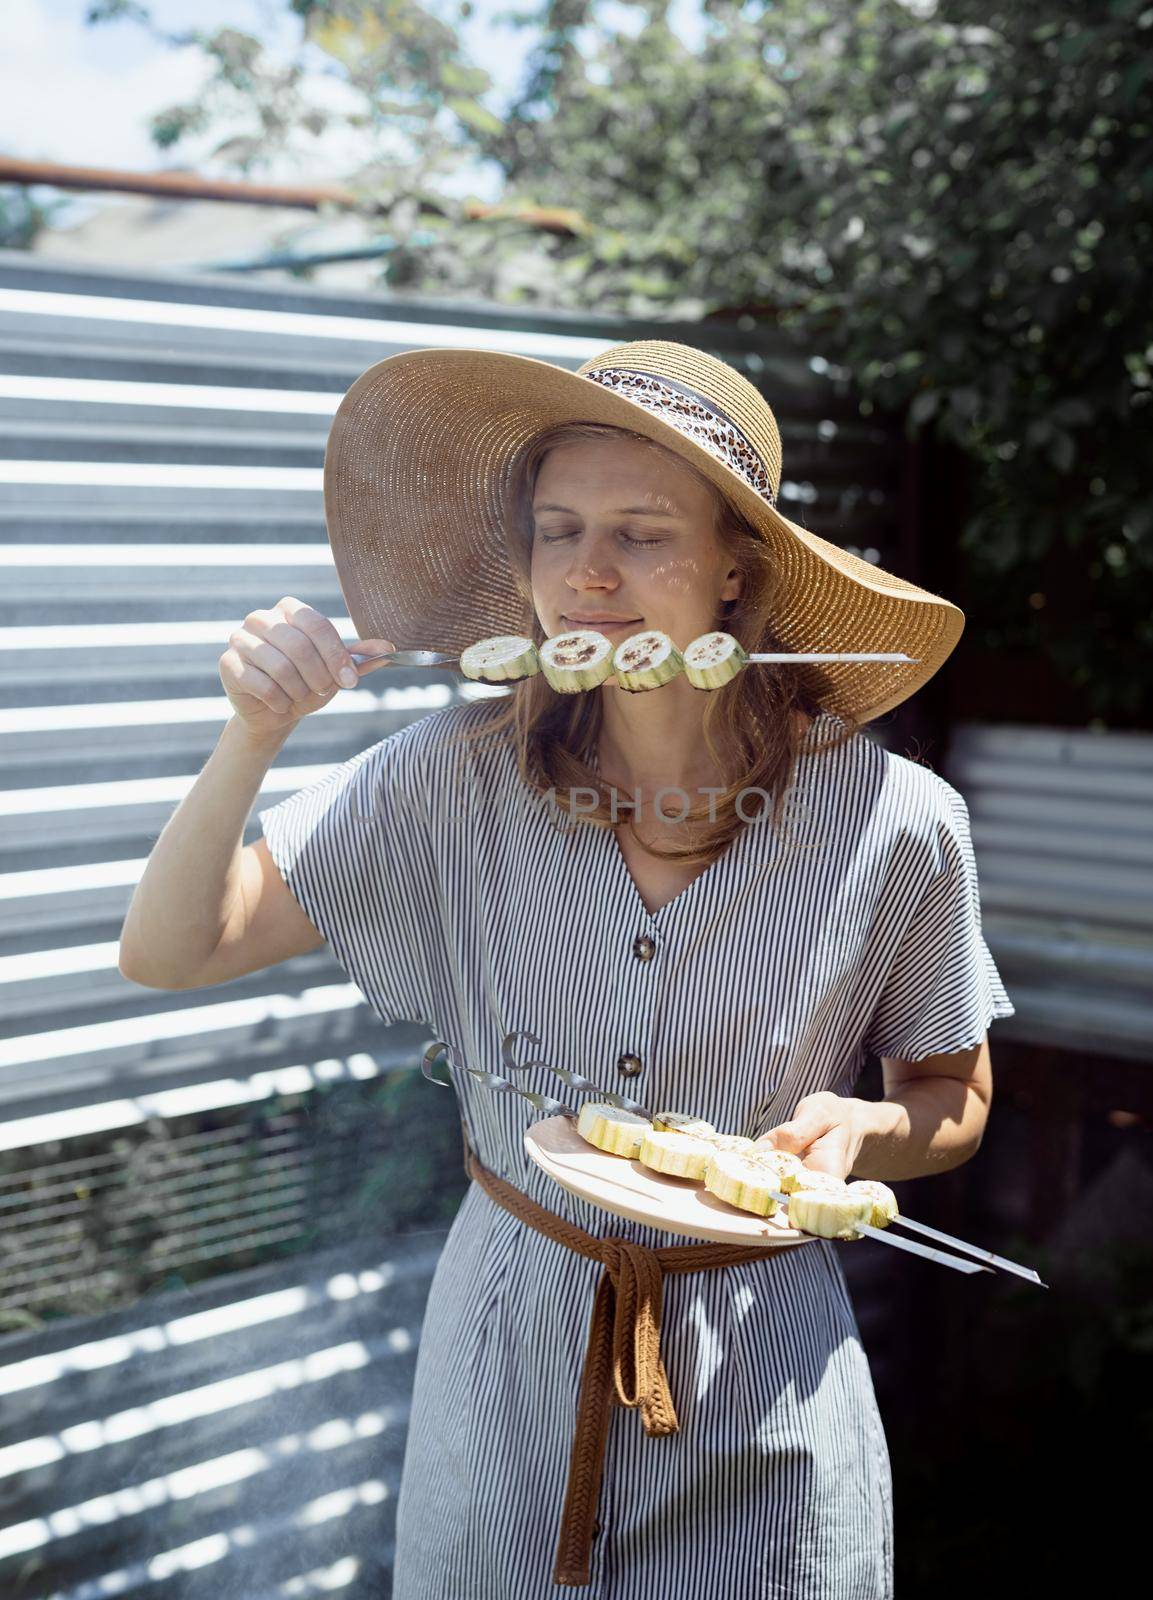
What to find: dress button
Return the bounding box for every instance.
[632,934,656,961]
[617,1053,643,1078]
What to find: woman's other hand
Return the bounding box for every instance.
[755,1092,868,1182]
[219,595,396,740]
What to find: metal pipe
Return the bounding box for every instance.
[197,234,429,273]
[0,156,586,235]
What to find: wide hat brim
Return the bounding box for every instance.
[323,346,964,724]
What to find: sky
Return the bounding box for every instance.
[1,0,710,214]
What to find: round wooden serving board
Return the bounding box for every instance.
[524,1115,816,1249]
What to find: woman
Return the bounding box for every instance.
[128,339,1015,1597]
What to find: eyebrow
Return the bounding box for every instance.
[532,502,684,518]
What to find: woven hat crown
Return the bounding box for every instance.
[576,340,784,503]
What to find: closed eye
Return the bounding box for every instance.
[537,530,667,547]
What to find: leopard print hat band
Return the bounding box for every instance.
[582,367,779,507]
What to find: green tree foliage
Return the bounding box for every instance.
[85,0,1153,720]
[89,0,501,237]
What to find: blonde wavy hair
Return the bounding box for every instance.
[445,421,862,868]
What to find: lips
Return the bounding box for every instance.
[563,617,642,629]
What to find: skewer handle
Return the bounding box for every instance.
[501,1031,652,1119]
[422,1037,575,1120]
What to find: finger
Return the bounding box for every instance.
[231,627,317,702]
[260,614,345,697]
[221,646,298,717]
[277,599,375,689]
[800,1153,846,1179]
[345,638,398,676]
[761,1119,814,1155]
[229,656,302,716]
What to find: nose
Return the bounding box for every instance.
[564,534,621,590]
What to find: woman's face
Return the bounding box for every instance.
[529,436,741,650]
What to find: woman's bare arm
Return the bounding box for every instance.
[118,716,307,988]
[118,596,396,990]
[852,1038,992,1181]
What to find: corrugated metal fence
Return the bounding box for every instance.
[945,722,1152,1064]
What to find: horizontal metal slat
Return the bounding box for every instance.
[0,507,327,543]
[0,693,431,787]
[979,915,1151,989]
[971,826,1153,883]
[0,654,455,721]
[0,247,803,345]
[967,791,1151,845]
[0,572,346,625]
[948,719,1153,772]
[979,982,1153,1062]
[972,851,1153,926]
[0,479,324,512]
[0,331,367,391]
[0,311,434,378]
[0,1133,309,1221]
[0,1045,414,1150]
[952,753,1152,805]
[0,392,335,429]
[978,870,1151,934]
[981,915,1153,988]
[0,419,327,466]
[0,990,433,1121]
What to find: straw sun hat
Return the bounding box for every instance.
[322,338,964,723]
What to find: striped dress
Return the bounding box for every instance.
[258,697,1015,1599]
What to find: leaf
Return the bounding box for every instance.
[1026,418,1054,447]
[307,10,391,70]
[445,96,505,137]
[1048,430,1077,473]
[909,389,941,426]
[440,60,493,97]
[950,387,981,420]
[211,134,264,164]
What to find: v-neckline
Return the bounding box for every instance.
[606,820,754,924]
[587,714,831,923]
[588,742,758,925]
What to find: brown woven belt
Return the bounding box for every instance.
[457,1117,809,1587]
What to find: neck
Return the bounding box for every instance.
[596,678,724,796]
[595,685,813,799]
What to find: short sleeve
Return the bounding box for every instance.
[863,783,1016,1061]
[257,725,438,1029]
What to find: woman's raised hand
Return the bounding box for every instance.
[219,596,396,740]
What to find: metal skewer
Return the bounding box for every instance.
[747,652,917,663]
[350,648,920,669]
[877,1214,1047,1286]
[350,649,461,668]
[424,1032,1041,1281]
[758,1188,994,1274]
